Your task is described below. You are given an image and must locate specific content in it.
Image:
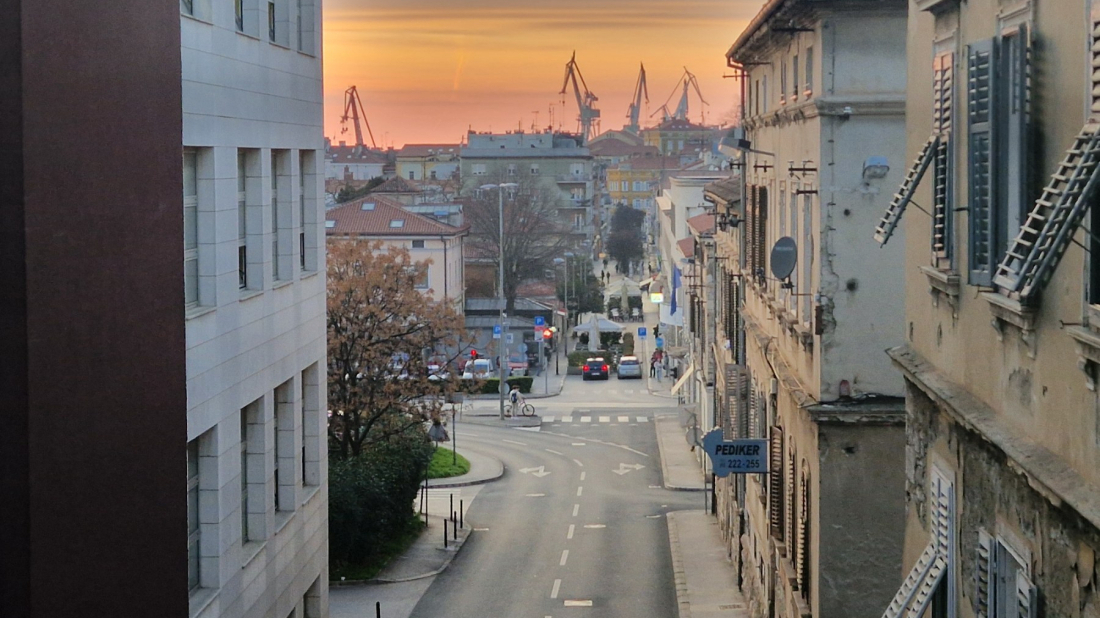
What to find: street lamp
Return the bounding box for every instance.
[481,182,518,420]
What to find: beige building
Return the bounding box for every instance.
[395,143,460,182]
[709,0,913,616]
[872,0,1100,615]
[325,196,468,309]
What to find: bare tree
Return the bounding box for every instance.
[327,241,472,459]
[464,171,572,313]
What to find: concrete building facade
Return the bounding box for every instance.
[712,0,913,616]
[396,143,461,181]
[324,141,386,181]
[181,0,329,615]
[873,0,1100,615]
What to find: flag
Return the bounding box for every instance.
[671,266,682,315]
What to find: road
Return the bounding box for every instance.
[409,374,698,618]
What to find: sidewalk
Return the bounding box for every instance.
[426,447,503,488]
[654,412,705,491]
[667,511,750,618]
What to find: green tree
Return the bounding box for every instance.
[335,176,386,203]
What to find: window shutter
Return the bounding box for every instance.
[1091,7,1100,119]
[974,529,994,618]
[758,187,769,281]
[1001,25,1031,256]
[932,52,955,262]
[786,446,796,556]
[769,426,785,540]
[874,136,939,245]
[745,185,757,276]
[968,39,997,285]
[796,463,810,596]
[747,385,758,439]
[1016,570,1037,618]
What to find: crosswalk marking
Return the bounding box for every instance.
[562,416,573,423]
[580,417,592,423]
[598,416,610,423]
[637,416,648,423]
[617,416,629,423]
[542,414,653,424]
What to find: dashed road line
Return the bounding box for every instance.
[573,459,584,468]
[562,416,573,422]
[567,524,575,539]
[560,550,569,566]
[637,416,649,423]
[545,448,563,455]
[580,472,586,481]
[580,417,592,423]
[598,416,610,423]
[618,415,629,423]
[502,439,528,446]
[572,504,579,517]
[576,486,583,497]
[564,600,593,607]
[550,579,561,599]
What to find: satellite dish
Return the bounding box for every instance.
[770,237,798,280]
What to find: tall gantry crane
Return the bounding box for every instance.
[559,52,600,143]
[340,85,377,150]
[652,68,708,124]
[625,63,648,135]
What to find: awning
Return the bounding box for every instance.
[670,364,695,396]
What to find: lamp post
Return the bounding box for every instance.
[481,182,518,420]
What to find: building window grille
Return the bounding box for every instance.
[186,439,200,592]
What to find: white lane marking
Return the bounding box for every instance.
[598,416,610,423]
[583,524,606,529]
[580,417,592,423]
[573,459,584,467]
[519,466,551,477]
[545,448,563,455]
[550,579,561,599]
[649,485,662,489]
[618,416,630,423]
[571,443,586,447]
[572,504,580,517]
[564,600,593,607]
[543,416,555,423]
[502,439,528,446]
[613,463,646,475]
[525,493,546,497]
[576,486,583,497]
[567,524,575,539]
[636,417,649,423]
[580,472,586,481]
[560,550,569,566]
[562,416,573,423]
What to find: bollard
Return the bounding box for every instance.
[452,512,457,540]
[376,601,381,618]
[460,500,464,528]
[444,519,449,549]
[449,494,453,522]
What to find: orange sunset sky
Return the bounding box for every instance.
[322,0,759,147]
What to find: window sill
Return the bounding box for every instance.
[296,49,317,58]
[189,588,219,618]
[180,12,213,26]
[274,510,294,534]
[239,289,264,302]
[920,265,959,310]
[301,483,322,506]
[236,29,259,41]
[299,269,320,281]
[981,292,1037,352]
[1067,326,1100,391]
[273,279,294,290]
[268,40,291,50]
[186,304,217,321]
[241,540,265,568]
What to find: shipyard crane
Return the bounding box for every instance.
[339,85,377,149]
[624,63,648,135]
[652,68,708,124]
[559,52,600,143]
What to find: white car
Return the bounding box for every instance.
[461,359,495,380]
[427,364,450,382]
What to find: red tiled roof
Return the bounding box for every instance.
[328,145,387,165]
[370,176,421,194]
[397,143,461,158]
[677,237,696,257]
[326,196,467,237]
[686,213,716,236]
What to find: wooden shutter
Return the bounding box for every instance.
[745,185,757,276]
[974,529,994,618]
[786,446,796,556]
[874,136,939,245]
[932,52,955,262]
[757,187,769,281]
[1091,6,1100,119]
[796,463,810,596]
[1000,25,1031,257]
[968,39,997,285]
[769,426,785,540]
[747,384,758,439]
[1016,570,1037,618]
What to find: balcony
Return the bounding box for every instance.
[555,174,590,183]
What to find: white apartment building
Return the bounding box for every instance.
[181,0,328,616]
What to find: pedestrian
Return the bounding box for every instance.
[649,354,657,377]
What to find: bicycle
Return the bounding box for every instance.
[504,402,536,417]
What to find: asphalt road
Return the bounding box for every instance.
[410,375,697,618]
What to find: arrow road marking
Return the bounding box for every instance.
[613,463,646,475]
[520,466,551,477]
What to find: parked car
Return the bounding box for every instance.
[616,356,642,379]
[461,359,495,380]
[427,363,450,382]
[582,358,610,381]
[507,352,529,377]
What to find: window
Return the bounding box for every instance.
[780,59,787,104]
[621,180,628,192]
[390,219,405,228]
[472,163,486,176]
[238,151,250,290]
[240,407,251,543]
[296,0,315,54]
[763,75,769,113]
[430,170,437,180]
[744,185,769,282]
[408,170,415,180]
[274,380,295,513]
[183,150,199,308]
[573,212,585,229]
[976,531,1037,618]
[187,439,200,592]
[570,162,585,176]
[805,47,814,96]
[507,164,517,176]
[796,462,810,598]
[268,1,276,41]
[235,0,244,31]
[299,151,309,271]
[792,54,799,100]
[768,426,784,541]
[789,190,798,311]
[181,0,194,16]
[754,79,760,116]
[967,28,1031,286]
[412,239,425,249]
[271,151,284,282]
[530,163,539,175]
[240,399,266,545]
[882,468,954,618]
[802,194,813,323]
[324,220,336,229]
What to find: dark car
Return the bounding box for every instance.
[581,358,610,381]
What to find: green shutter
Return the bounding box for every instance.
[968,39,997,285]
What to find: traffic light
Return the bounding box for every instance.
[470,349,478,360]
[542,329,553,341]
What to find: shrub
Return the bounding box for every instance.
[622,332,635,356]
[328,431,433,569]
[568,350,617,370]
[475,376,533,394]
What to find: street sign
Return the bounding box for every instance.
[506,333,514,344]
[534,316,546,327]
[655,336,664,349]
[493,324,502,339]
[701,429,768,477]
[638,327,647,339]
[650,292,664,304]
[535,325,546,336]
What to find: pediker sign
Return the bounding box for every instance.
[702,429,768,476]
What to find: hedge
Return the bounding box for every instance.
[568,350,617,370]
[461,376,533,394]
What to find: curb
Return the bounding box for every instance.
[427,457,505,489]
[667,511,692,618]
[654,415,706,492]
[330,523,475,587]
